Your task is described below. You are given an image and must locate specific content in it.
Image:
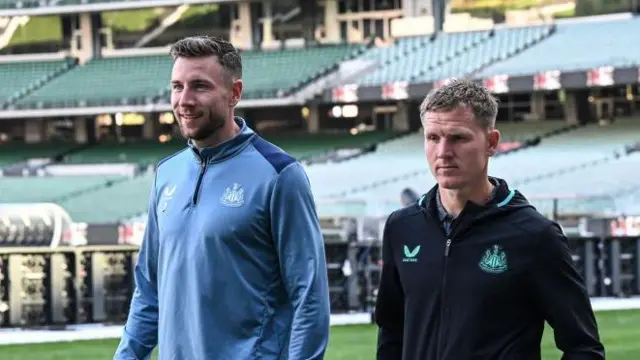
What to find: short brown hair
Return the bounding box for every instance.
[419,79,498,129]
[169,35,242,81]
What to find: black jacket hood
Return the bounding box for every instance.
[418,177,535,225]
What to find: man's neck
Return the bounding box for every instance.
[194,116,240,149]
[439,178,495,217]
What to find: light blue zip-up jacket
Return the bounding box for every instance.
[114,118,330,360]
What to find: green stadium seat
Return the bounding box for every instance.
[15,54,172,109]
[56,172,154,223]
[0,58,75,105]
[0,174,125,203]
[479,17,640,76]
[0,141,77,165]
[14,44,365,109]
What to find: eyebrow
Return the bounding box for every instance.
[170,79,216,88]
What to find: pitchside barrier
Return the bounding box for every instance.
[0,237,638,330]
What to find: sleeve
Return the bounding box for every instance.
[374,216,405,360]
[270,163,331,360]
[114,178,160,360]
[528,223,605,360]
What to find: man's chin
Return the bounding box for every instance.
[436,176,465,190]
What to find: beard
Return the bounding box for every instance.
[178,111,226,143]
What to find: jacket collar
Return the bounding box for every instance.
[188,117,255,164]
[420,176,517,220]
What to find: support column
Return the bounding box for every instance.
[323,0,340,43]
[261,0,274,48]
[74,117,88,143]
[142,114,157,140]
[392,101,410,131]
[530,92,546,120]
[563,92,578,124]
[306,105,320,133]
[74,13,95,64]
[25,119,43,143]
[230,1,253,50]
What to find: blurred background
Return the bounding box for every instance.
[0,0,639,358]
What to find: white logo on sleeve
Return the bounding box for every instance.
[160,185,176,214]
[220,183,245,207]
[163,185,177,198]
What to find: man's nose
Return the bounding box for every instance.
[178,89,196,107]
[436,140,454,157]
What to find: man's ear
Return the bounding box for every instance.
[486,128,501,157]
[230,78,243,107]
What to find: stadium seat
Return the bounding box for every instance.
[0,58,75,105]
[0,141,77,165]
[415,25,553,82]
[14,44,365,109]
[56,172,154,223]
[0,174,126,203]
[478,17,640,76]
[352,24,552,86]
[53,131,394,166]
[15,54,173,109]
[354,30,491,86]
[308,118,640,217]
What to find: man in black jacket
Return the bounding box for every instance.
[374,79,605,360]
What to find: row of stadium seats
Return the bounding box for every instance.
[7,43,366,109]
[480,16,640,76]
[0,131,394,166]
[1,118,638,223]
[0,174,126,203]
[304,120,571,199]
[55,171,155,223]
[358,24,552,86]
[0,58,75,106]
[0,131,397,223]
[326,118,640,217]
[4,16,640,108]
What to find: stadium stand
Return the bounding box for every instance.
[1,2,640,358]
[55,171,154,223]
[478,15,640,76]
[305,120,568,198]
[0,174,125,202]
[0,141,76,165]
[353,24,553,86]
[309,117,640,217]
[7,43,367,109]
[0,56,75,107]
[13,54,169,108]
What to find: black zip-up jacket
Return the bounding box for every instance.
[375,178,605,360]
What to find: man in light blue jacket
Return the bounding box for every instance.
[114,35,331,360]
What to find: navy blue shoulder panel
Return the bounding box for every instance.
[250,135,296,174]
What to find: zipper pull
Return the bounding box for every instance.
[444,239,451,257]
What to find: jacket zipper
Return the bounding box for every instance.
[192,160,207,205]
[437,238,452,358]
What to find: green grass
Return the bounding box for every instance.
[0,309,638,359]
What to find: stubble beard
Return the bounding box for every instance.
[179,112,226,143]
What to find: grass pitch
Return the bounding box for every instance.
[0,310,638,359]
